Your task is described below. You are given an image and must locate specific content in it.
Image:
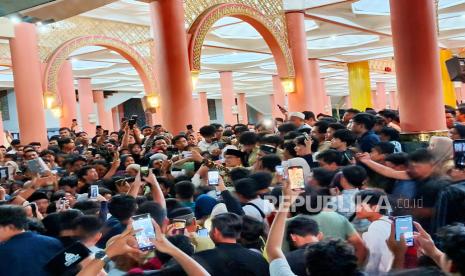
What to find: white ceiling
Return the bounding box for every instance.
[1,0,465,105]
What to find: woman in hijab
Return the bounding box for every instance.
[428,136,454,175]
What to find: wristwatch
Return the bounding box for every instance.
[94,250,111,265]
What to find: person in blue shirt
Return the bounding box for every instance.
[351,113,380,153]
[0,205,63,276]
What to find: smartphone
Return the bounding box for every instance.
[197,228,209,237]
[172,219,186,235]
[208,170,220,186]
[395,215,414,246]
[0,167,8,180]
[138,167,148,177]
[27,158,50,175]
[288,166,305,190]
[275,165,285,177]
[90,185,99,199]
[453,140,465,169]
[103,130,109,136]
[131,213,156,251]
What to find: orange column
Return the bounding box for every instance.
[389,91,398,110]
[308,59,325,114]
[237,93,248,124]
[321,78,331,114]
[389,0,446,131]
[93,90,112,131]
[285,11,312,112]
[149,0,193,134]
[272,75,286,118]
[219,71,236,125]
[371,90,378,110]
[77,78,95,134]
[9,23,48,145]
[375,82,387,110]
[58,60,77,127]
[112,107,119,131]
[198,92,210,127]
[344,96,352,109]
[0,113,5,145]
[458,84,465,105]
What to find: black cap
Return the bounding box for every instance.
[224,148,243,158]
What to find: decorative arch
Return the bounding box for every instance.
[43,35,156,104]
[188,3,295,78]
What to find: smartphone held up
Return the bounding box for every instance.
[131,213,156,251]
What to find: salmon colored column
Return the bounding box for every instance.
[0,113,5,145]
[117,104,125,122]
[237,93,248,124]
[93,90,112,131]
[344,96,352,109]
[9,23,48,145]
[389,91,398,110]
[220,71,236,125]
[149,0,193,134]
[77,78,95,134]
[112,107,119,131]
[272,75,286,118]
[389,0,446,132]
[321,78,331,114]
[58,60,78,127]
[308,59,325,114]
[376,82,387,110]
[285,11,311,112]
[198,92,210,127]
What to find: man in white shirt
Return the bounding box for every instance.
[355,189,393,274]
[198,125,217,152]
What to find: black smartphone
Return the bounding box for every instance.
[131,213,156,251]
[453,140,465,169]
[288,166,305,190]
[395,215,414,246]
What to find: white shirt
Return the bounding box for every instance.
[362,216,394,273]
[242,197,275,222]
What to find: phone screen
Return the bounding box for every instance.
[132,214,156,251]
[275,165,285,177]
[395,216,414,246]
[453,140,465,169]
[90,185,99,199]
[182,151,192,158]
[288,166,305,190]
[197,228,209,237]
[208,171,220,186]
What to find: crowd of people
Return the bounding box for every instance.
[0,106,464,276]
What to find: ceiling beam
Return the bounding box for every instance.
[210,21,244,30]
[304,0,357,11]
[202,44,272,55]
[304,14,392,37]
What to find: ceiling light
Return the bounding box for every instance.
[9,16,21,24]
[70,58,78,63]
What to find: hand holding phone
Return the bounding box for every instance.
[170,219,186,235]
[90,185,99,199]
[208,170,220,186]
[288,166,305,190]
[131,214,156,251]
[395,216,414,246]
